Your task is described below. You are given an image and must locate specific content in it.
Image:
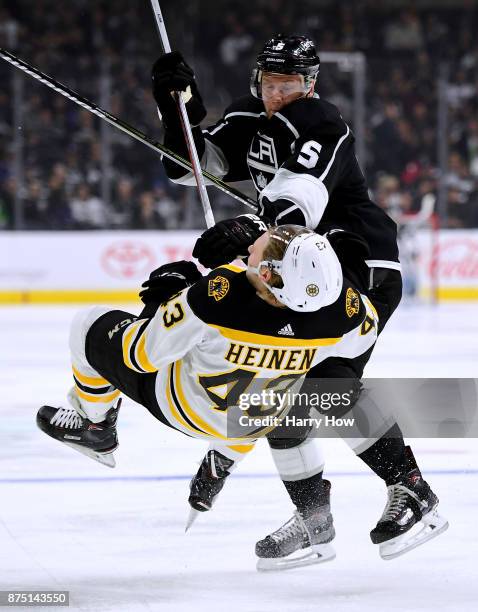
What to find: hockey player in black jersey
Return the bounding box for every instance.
[151,34,447,567]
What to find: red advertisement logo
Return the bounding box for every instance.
[101,241,156,279]
[430,238,478,279]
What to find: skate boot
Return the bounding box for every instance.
[36,399,121,468]
[185,450,234,531]
[371,447,449,560]
[255,479,336,571]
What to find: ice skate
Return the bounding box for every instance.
[371,449,449,560]
[186,450,234,530]
[36,400,121,468]
[255,480,336,571]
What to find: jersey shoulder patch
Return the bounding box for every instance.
[318,281,366,335]
[187,266,248,323]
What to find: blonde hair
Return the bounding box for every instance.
[262,225,312,288]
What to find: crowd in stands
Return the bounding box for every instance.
[1,0,478,231]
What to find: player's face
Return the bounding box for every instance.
[247,231,270,271]
[261,73,309,117]
[246,232,285,308]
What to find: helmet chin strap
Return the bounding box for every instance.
[247,262,282,294]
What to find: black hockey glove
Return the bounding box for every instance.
[152,51,207,128]
[139,260,202,318]
[192,214,269,269]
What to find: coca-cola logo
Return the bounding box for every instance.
[429,238,478,279]
[102,241,156,279]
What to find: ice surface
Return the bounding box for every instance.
[0,303,477,611]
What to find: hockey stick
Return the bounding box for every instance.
[149,0,214,228]
[0,47,257,212]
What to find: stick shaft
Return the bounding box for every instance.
[0,47,257,211]
[149,0,215,228]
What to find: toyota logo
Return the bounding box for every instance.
[102,241,156,279]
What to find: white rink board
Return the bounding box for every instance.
[0,229,477,299]
[406,228,478,298]
[0,231,200,290]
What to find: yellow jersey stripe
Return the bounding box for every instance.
[218,264,245,273]
[174,361,227,440]
[122,321,141,371]
[165,364,210,437]
[135,332,157,373]
[363,295,378,320]
[209,324,341,347]
[72,366,110,387]
[76,388,120,404]
[227,443,255,454]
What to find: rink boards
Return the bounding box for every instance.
[0,229,478,303]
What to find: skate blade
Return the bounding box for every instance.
[379,511,449,560]
[185,508,201,532]
[256,543,336,572]
[64,441,116,468]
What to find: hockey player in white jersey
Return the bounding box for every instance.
[37,226,378,553]
[150,34,448,566]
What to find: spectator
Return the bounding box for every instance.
[132,191,163,229]
[1,0,478,230]
[0,177,14,229]
[70,183,109,229]
[111,177,135,228]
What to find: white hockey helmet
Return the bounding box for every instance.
[252,228,343,312]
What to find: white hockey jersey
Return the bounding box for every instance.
[121,265,378,442]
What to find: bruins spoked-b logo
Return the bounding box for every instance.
[306,283,319,297]
[208,276,230,301]
[345,287,360,317]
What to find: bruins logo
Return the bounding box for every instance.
[208,276,230,301]
[306,283,319,297]
[345,287,360,317]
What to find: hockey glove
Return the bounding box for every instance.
[192,214,269,269]
[152,51,207,128]
[139,260,202,318]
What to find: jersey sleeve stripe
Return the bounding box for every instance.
[135,330,158,373]
[121,320,145,373]
[208,324,341,347]
[120,318,159,374]
[361,294,379,320]
[318,124,350,182]
[365,259,402,271]
[274,112,300,139]
[204,121,226,136]
[224,111,264,120]
[275,203,301,222]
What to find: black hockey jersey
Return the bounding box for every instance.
[164,94,400,269]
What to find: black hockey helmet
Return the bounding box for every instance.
[251,34,320,99]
